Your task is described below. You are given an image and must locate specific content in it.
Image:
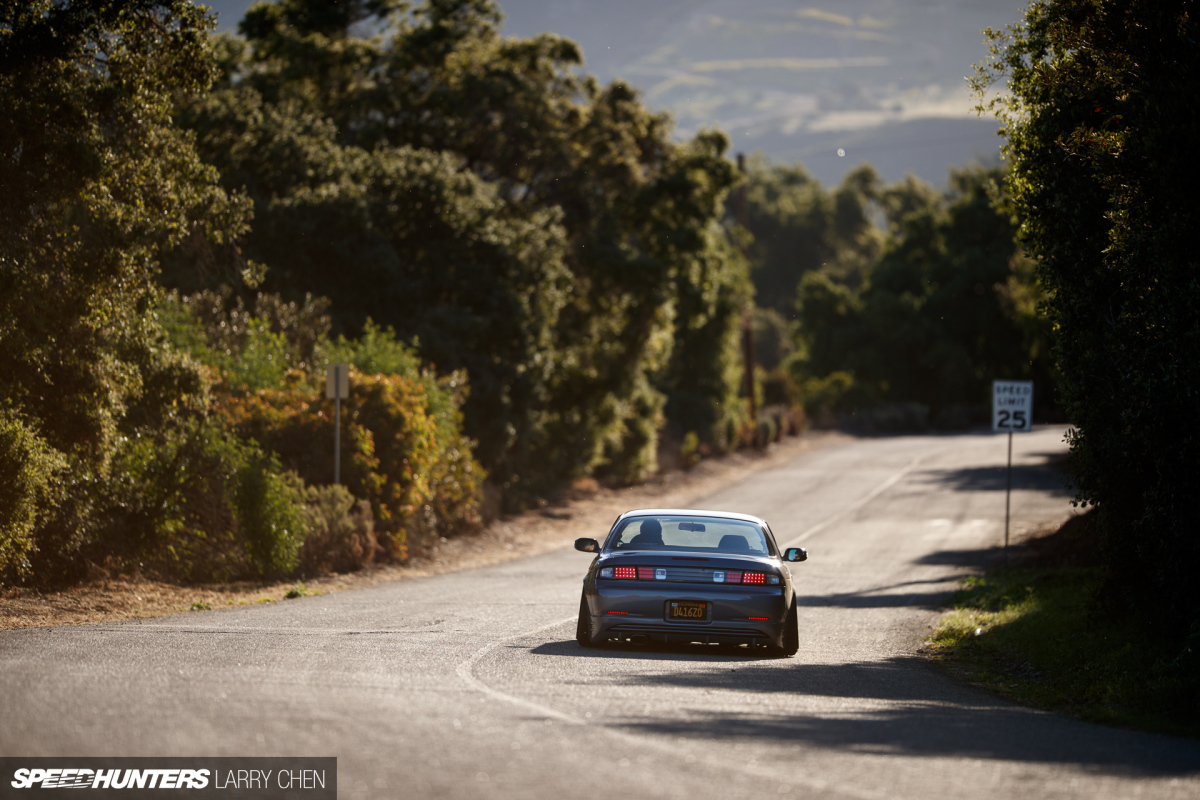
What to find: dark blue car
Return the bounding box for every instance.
[574,508,807,656]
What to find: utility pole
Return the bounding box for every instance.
[736,153,758,443]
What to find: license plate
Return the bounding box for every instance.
[668,600,708,621]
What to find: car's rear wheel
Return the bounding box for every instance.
[768,597,799,657]
[576,592,597,648]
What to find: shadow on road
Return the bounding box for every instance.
[797,575,963,609]
[527,643,1200,774]
[914,449,1070,495]
[612,702,1200,775]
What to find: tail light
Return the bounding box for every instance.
[598,566,781,584]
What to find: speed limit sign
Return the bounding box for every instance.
[993,380,1033,433]
[994,379,1032,567]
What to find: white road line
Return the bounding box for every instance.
[450,454,939,799]
[784,455,927,547]
[456,620,886,800]
[455,615,584,724]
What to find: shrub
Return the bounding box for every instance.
[680,431,701,468]
[221,367,483,558]
[0,412,66,581]
[300,484,376,574]
[762,368,803,408]
[100,420,308,582]
[759,405,806,441]
[315,320,423,380]
[799,371,857,423]
[755,415,778,447]
[160,294,291,392]
[236,458,307,578]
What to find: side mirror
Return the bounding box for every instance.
[784,547,807,562]
[574,538,600,553]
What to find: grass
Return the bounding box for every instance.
[927,516,1200,738]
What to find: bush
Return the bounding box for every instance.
[761,368,802,408]
[236,457,307,578]
[0,412,66,581]
[100,420,308,582]
[221,367,483,558]
[799,371,858,423]
[759,404,806,440]
[755,415,778,447]
[160,293,292,392]
[300,484,376,574]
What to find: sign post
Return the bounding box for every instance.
[326,364,350,485]
[992,380,1034,567]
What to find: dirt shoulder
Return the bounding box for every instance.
[0,431,849,631]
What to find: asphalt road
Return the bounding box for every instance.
[3,429,1199,799]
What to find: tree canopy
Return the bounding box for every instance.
[976,0,1200,642]
[0,0,253,579]
[176,0,750,496]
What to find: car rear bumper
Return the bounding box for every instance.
[586,581,790,647]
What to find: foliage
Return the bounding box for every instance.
[176,0,749,499]
[299,484,376,574]
[219,367,482,557]
[0,0,269,583]
[162,288,332,378]
[100,419,308,582]
[235,454,307,577]
[789,165,1053,424]
[0,412,66,581]
[740,159,884,313]
[975,0,1200,637]
[160,294,292,392]
[0,0,248,464]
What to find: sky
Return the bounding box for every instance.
[205,0,1026,188]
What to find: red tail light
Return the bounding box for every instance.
[607,610,629,615]
[637,567,656,580]
[725,571,743,584]
[743,572,766,585]
[748,616,770,621]
[613,566,637,579]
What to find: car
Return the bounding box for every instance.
[573,508,807,656]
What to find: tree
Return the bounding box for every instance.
[0,0,253,580]
[741,159,883,315]
[178,0,749,497]
[976,0,1200,638]
[791,166,1050,425]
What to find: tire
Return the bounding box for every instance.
[576,592,597,648]
[769,597,799,657]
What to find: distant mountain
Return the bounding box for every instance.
[206,0,1022,187]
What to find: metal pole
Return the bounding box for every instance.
[334,364,341,486]
[1004,430,1012,568]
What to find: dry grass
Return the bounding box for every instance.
[1,431,848,631]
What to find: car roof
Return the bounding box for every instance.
[615,508,768,527]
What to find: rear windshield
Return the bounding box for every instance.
[606,516,773,555]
